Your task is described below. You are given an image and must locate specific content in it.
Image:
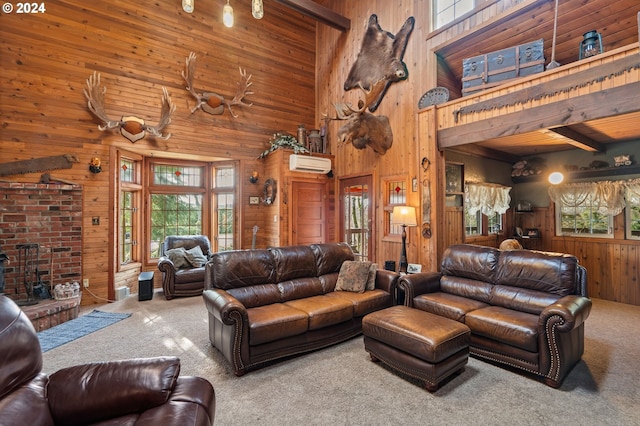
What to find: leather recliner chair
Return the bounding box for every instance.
[158,235,212,300]
[0,295,216,425]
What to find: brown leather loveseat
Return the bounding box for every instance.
[202,242,398,376]
[399,244,592,388]
[0,294,216,425]
[158,235,212,300]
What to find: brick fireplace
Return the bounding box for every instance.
[0,182,83,329]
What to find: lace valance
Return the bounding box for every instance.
[465,182,512,216]
[548,179,640,216]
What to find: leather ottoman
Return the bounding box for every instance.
[362,305,470,391]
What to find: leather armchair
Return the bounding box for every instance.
[158,235,212,300]
[0,295,216,425]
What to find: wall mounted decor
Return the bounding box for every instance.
[83,72,175,142]
[182,52,253,118]
[331,14,414,155]
[262,178,277,205]
[89,157,102,174]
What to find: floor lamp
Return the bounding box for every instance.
[391,206,417,273]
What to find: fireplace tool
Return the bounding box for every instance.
[17,243,50,305]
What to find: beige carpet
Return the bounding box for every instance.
[42,293,640,425]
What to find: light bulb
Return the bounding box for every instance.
[252,0,264,19]
[182,0,194,13]
[223,1,234,28]
[548,172,564,185]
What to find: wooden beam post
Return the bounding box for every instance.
[271,0,350,31]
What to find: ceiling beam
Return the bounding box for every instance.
[544,127,606,153]
[438,81,640,149]
[271,0,350,31]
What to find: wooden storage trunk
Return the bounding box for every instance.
[462,39,545,95]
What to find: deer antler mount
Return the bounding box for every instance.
[83,72,176,143]
[182,52,254,118]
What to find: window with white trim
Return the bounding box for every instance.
[434,0,475,30]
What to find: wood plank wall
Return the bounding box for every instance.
[1,0,316,304]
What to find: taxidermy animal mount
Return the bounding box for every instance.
[83,72,176,143]
[332,14,414,155]
[182,52,254,118]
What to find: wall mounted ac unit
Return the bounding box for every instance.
[289,154,332,174]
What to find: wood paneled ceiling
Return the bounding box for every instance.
[436,0,640,160]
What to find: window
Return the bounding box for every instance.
[149,162,206,259]
[212,165,235,252]
[465,209,481,236]
[488,212,503,234]
[118,154,142,267]
[556,195,613,236]
[464,182,510,237]
[625,181,640,240]
[383,178,408,238]
[434,0,475,30]
[549,182,615,238]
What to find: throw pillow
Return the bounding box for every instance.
[335,261,372,293]
[184,245,208,267]
[165,247,191,269]
[365,262,378,291]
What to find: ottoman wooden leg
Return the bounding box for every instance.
[370,353,380,362]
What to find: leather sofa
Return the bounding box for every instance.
[0,294,216,425]
[202,242,398,376]
[399,244,592,388]
[158,235,212,300]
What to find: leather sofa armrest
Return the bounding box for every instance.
[47,357,181,425]
[374,269,399,294]
[398,272,442,307]
[202,289,248,324]
[158,256,176,273]
[540,295,592,332]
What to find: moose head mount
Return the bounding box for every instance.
[83,72,176,143]
[182,52,254,118]
[332,14,414,155]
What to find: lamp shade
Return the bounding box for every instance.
[391,206,417,227]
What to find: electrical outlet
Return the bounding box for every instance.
[83,279,89,288]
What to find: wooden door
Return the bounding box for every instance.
[291,181,326,245]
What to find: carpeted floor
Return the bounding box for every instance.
[41,293,640,425]
[37,310,131,352]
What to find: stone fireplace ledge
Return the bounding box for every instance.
[20,297,82,332]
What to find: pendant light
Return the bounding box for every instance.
[252,0,264,19]
[182,0,194,13]
[223,0,234,28]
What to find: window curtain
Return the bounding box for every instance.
[465,182,512,216]
[548,179,640,216]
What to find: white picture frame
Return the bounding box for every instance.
[407,263,422,274]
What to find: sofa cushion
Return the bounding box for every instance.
[284,295,354,330]
[166,248,192,269]
[184,245,208,267]
[441,244,499,283]
[278,277,324,301]
[440,276,493,303]
[465,306,539,352]
[413,292,489,322]
[490,285,562,315]
[174,267,205,284]
[227,284,282,308]
[271,245,318,282]
[247,304,309,346]
[365,263,378,291]
[335,261,372,293]
[496,250,579,297]
[325,289,393,317]
[208,249,276,290]
[311,242,355,276]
